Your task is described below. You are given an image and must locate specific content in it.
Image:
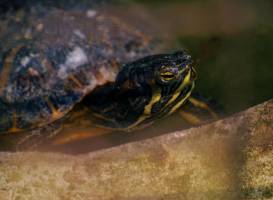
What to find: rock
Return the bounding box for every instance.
[0,100,272,200]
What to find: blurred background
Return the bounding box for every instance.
[0,0,272,153]
[114,0,273,113]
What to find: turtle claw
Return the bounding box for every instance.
[178,93,223,126]
[15,120,63,151]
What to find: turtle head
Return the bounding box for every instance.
[86,51,196,130]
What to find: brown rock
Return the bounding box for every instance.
[0,100,272,200]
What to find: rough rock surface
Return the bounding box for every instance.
[0,100,272,200]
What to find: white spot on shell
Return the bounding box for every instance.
[57,47,88,79]
[73,29,86,39]
[129,51,137,58]
[57,65,67,79]
[86,10,97,18]
[20,56,30,67]
[82,66,117,95]
[28,68,39,76]
[36,23,44,31]
[66,47,88,70]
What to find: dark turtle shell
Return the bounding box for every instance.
[0,6,153,133]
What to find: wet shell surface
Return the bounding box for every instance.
[0,5,153,132]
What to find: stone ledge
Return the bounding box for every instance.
[0,100,272,200]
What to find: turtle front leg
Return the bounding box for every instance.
[10,122,112,150]
[178,93,222,126]
[52,127,112,146]
[6,119,64,151]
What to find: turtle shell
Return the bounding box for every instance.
[0,6,153,133]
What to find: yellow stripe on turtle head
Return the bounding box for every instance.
[125,88,162,130]
[143,88,161,115]
[124,68,194,131]
[169,82,194,114]
[164,67,193,109]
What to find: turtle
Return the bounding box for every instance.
[0,3,218,150]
